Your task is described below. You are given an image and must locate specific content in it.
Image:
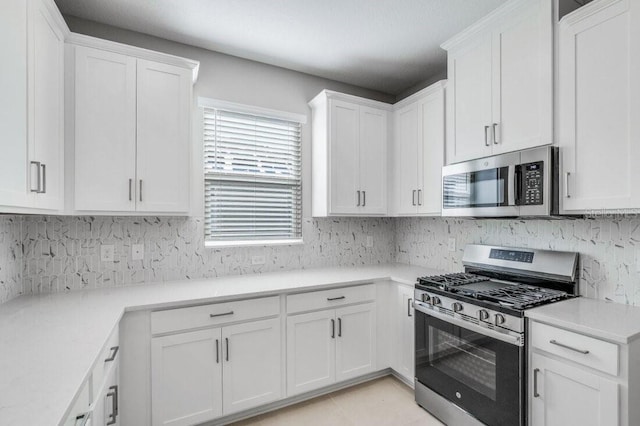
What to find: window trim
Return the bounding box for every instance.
[200,97,305,247]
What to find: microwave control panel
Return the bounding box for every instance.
[522,162,543,205]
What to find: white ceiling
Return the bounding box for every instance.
[55,0,507,95]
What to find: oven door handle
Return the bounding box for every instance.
[413,301,523,346]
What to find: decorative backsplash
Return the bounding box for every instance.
[20,216,395,294]
[0,216,22,304]
[396,217,640,305]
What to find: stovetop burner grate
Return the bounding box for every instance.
[473,285,569,310]
[418,272,489,288]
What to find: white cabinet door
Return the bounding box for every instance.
[0,0,30,209]
[74,46,137,212]
[287,310,336,396]
[151,328,223,426]
[446,34,493,164]
[559,0,640,212]
[329,99,360,214]
[28,0,64,211]
[359,106,387,215]
[335,303,376,382]
[531,353,619,426]
[394,104,419,215]
[491,0,552,155]
[394,285,414,382]
[136,59,191,214]
[417,87,445,215]
[222,319,281,415]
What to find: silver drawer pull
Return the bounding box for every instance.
[533,368,540,397]
[210,311,234,318]
[327,296,345,301]
[106,385,118,425]
[75,412,91,426]
[549,339,590,354]
[104,346,119,362]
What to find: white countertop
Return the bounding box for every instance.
[526,297,640,344]
[0,263,438,426]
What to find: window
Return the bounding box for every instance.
[203,104,303,245]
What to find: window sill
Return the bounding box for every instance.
[205,239,304,249]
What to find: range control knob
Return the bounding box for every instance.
[495,314,506,326]
[431,296,441,306]
[421,293,431,304]
[478,309,490,321]
[452,302,463,313]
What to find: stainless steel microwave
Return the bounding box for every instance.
[442,146,558,217]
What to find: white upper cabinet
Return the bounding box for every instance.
[0,0,66,213]
[443,0,553,164]
[68,37,198,215]
[559,0,640,213]
[391,81,445,216]
[310,90,390,217]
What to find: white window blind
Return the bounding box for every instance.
[204,107,302,243]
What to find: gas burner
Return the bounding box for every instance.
[473,284,569,310]
[418,272,489,289]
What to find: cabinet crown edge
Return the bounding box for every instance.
[308,89,393,111]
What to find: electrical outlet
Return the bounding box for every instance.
[100,244,115,262]
[252,255,266,265]
[448,238,456,252]
[366,236,374,248]
[132,243,144,261]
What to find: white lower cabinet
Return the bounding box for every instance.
[151,318,281,426]
[287,302,376,396]
[390,284,414,383]
[530,353,618,426]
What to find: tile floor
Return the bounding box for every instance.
[229,376,444,426]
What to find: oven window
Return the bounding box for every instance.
[429,326,497,400]
[443,167,509,208]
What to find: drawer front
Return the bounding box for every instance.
[151,296,280,335]
[531,321,619,376]
[92,326,120,400]
[286,284,375,314]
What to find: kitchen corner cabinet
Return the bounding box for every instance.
[529,320,640,426]
[0,0,66,213]
[150,299,281,425]
[391,81,445,216]
[69,38,198,215]
[559,0,640,213]
[390,283,414,383]
[442,0,553,164]
[309,90,390,216]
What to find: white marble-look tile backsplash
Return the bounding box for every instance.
[396,217,640,305]
[0,216,23,304]
[20,216,396,294]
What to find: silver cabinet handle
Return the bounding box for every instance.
[533,368,540,398]
[565,172,571,198]
[338,317,342,337]
[74,412,91,426]
[412,190,416,206]
[362,191,366,207]
[104,346,119,362]
[331,319,335,339]
[210,311,234,318]
[225,337,230,361]
[417,189,422,206]
[484,125,490,147]
[106,385,118,425]
[30,161,41,193]
[492,123,499,144]
[408,298,413,317]
[549,339,590,354]
[216,339,219,364]
[356,190,361,206]
[327,296,345,301]
[139,179,143,202]
[129,179,133,201]
[40,163,46,193]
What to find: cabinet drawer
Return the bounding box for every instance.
[92,326,120,399]
[286,284,375,314]
[531,321,619,376]
[151,296,280,335]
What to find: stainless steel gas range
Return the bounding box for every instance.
[413,244,579,426]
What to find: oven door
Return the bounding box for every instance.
[442,151,519,217]
[415,306,524,426]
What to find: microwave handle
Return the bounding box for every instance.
[514,166,523,205]
[508,165,517,206]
